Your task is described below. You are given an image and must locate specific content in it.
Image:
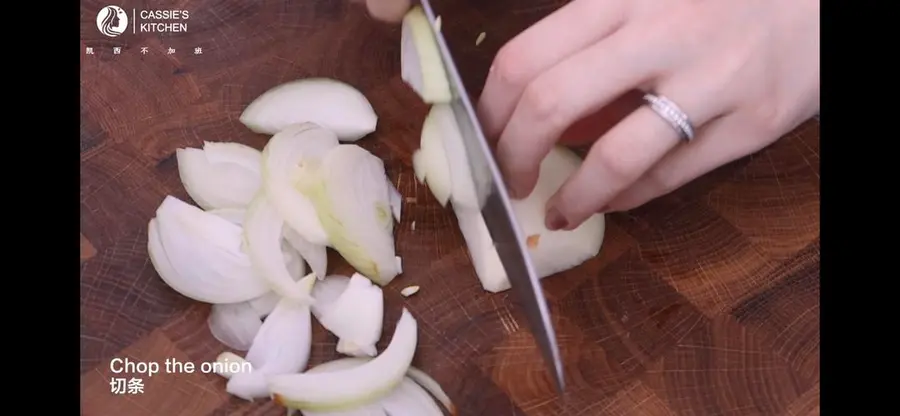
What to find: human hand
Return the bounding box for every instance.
[476,0,820,231]
[352,0,412,23]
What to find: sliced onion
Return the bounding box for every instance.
[310,275,351,319]
[314,274,384,358]
[416,108,453,206]
[269,308,418,411]
[400,6,451,104]
[244,192,314,303]
[240,78,378,142]
[207,302,263,351]
[283,226,328,280]
[298,358,453,416]
[388,181,402,223]
[452,146,607,292]
[226,273,317,401]
[246,292,281,318]
[148,196,269,303]
[175,142,262,210]
[296,145,400,285]
[262,123,339,246]
[425,104,484,209]
[213,351,250,379]
[411,150,427,184]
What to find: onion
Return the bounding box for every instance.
[388,181,402,222]
[296,144,400,286]
[453,147,607,292]
[240,79,378,142]
[414,108,452,206]
[213,351,248,379]
[269,309,418,411]
[261,123,338,246]
[400,6,451,104]
[148,196,270,303]
[423,104,485,208]
[226,273,317,401]
[311,274,384,358]
[283,226,328,280]
[244,192,315,303]
[207,302,263,351]
[175,141,262,210]
[400,286,419,297]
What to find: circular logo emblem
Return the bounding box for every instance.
[96,6,128,37]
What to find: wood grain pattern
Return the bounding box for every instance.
[79,1,820,414]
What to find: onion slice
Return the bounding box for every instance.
[400,6,451,104]
[207,302,263,351]
[313,274,384,358]
[175,142,262,210]
[453,147,607,292]
[416,109,452,206]
[240,78,378,142]
[262,123,338,246]
[283,226,328,280]
[269,308,419,411]
[388,181,402,223]
[298,358,455,416]
[148,196,270,303]
[244,192,314,303]
[226,273,317,401]
[296,145,400,285]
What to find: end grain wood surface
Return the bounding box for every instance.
[80,1,820,414]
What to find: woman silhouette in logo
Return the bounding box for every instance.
[100,6,123,37]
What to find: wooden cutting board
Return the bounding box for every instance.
[80,1,820,414]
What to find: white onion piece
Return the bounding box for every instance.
[411,150,427,184]
[244,192,314,303]
[453,146,607,292]
[404,367,456,414]
[240,78,378,142]
[283,226,328,280]
[388,181,402,223]
[226,274,317,401]
[425,104,485,209]
[213,351,249,379]
[400,7,451,104]
[246,292,281,318]
[207,207,248,225]
[296,145,400,285]
[301,358,450,416]
[269,309,418,411]
[148,196,269,303]
[416,105,452,206]
[395,256,403,275]
[262,123,338,246]
[175,142,262,210]
[310,275,351,319]
[207,302,263,351]
[316,273,384,357]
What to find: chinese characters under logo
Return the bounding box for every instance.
[96,6,129,38]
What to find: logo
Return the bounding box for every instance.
[96,6,128,37]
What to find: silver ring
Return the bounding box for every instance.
[642,93,695,141]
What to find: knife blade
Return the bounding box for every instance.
[417,0,565,392]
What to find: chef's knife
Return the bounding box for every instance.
[417,0,565,392]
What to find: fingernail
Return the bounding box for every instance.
[545,207,568,231]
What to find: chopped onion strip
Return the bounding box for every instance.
[297,145,400,285]
[283,226,328,280]
[175,142,262,210]
[244,193,314,303]
[269,308,418,411]
[149,196,270,304]
[261,122,338,246]
[316,273,384,357]
[240,78,378,142]
[207,302,263,351]
[400,7,451,104]
[226,274,317,400]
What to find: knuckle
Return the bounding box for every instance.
[643,167,679,195]
[520,79,566,128]
[492,43,535,88]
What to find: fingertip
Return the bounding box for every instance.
[364,0,410,23]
